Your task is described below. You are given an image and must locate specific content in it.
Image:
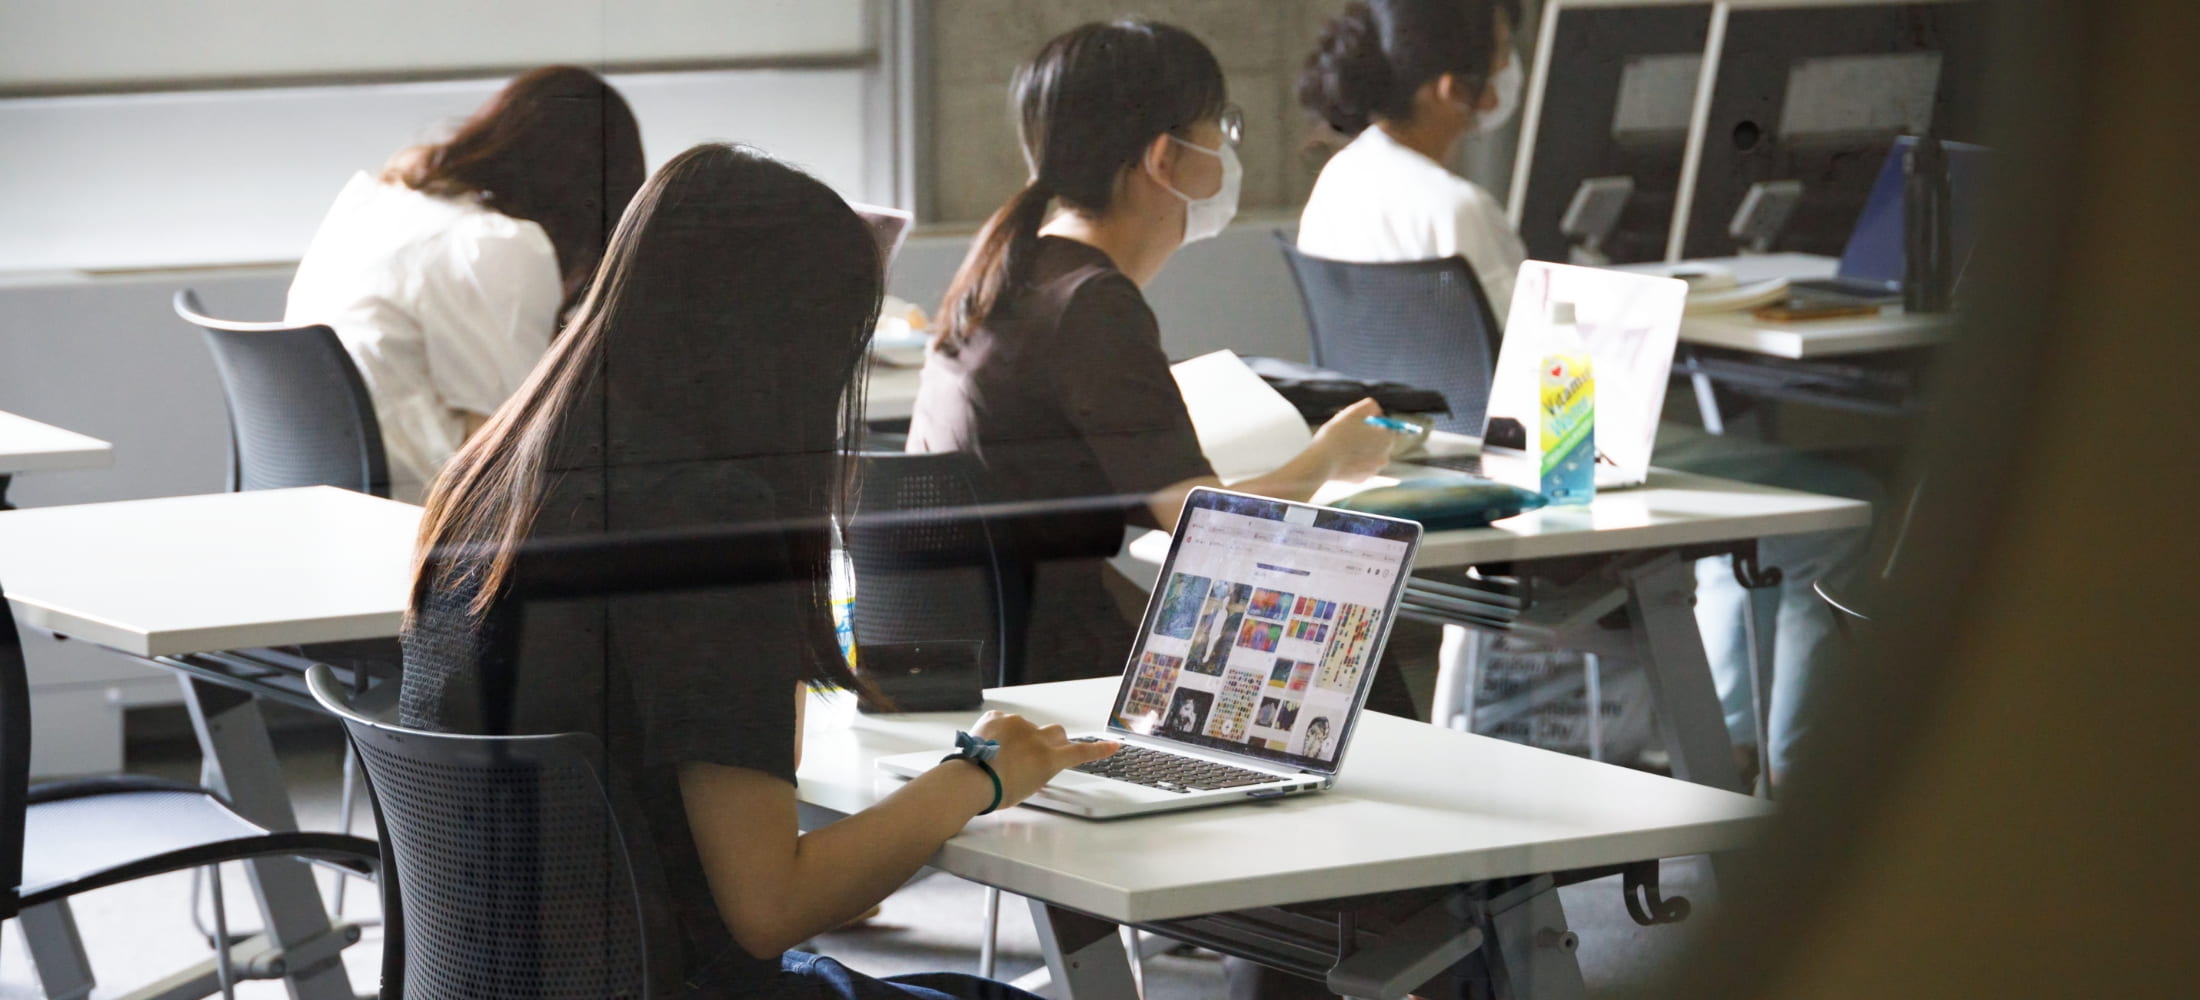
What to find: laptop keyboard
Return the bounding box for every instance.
[1414,453,1488,476]
[1069,738,1280,793]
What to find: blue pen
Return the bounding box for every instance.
[1362,415,1419,434]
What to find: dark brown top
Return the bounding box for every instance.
[908,237,1215,684]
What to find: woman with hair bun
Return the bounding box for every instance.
[1297,0,1527,317]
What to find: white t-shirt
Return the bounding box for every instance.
[285,172,561,501]
[1296,126,1528,324]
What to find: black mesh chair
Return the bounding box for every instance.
[174,288,397,917]
[307,664,680,1000]
[848,451,1016,686]
[1,586,378,999]
[846,451,1023,975]
[173,289,390,497]
[1276,234,1505,435]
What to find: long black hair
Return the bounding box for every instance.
[414,143,879,692]
[934,20,1227,354]
[1300,0,1521,136]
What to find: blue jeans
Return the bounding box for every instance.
[1654,423,1878,778]
[764,951,1045,1000]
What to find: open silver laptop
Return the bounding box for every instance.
[1421,260,1688,491]
[877,487,1421,819]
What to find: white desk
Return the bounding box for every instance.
[1133,449,1867,796]
[802,679,1769,998]
[1621,254,1957,360]
[1131,464,1869,571]
[0,409,113,508]
[1678,308,1952,360]
[0,486,417,1000]
[0,486,419,657]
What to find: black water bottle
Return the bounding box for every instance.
[1903,134,1953,314]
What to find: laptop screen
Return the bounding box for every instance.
[848,201,913,276]
[1484,261,1688,482]
[1838,136,1992,287]
[1109,489,1420,776]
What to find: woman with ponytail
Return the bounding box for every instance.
[1297,0,1529,318]
[910,21,1396,687]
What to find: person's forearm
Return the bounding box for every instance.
[1146,447,1341,527]
[1232,447,1344,505]
[730,763,994,956]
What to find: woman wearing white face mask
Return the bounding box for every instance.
[1297,0,1529,321]
[912,20,1396,686]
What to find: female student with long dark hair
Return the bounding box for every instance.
[910,21,1396,688]
[287,65,646,501]
[406,143,1111,998]
[1297,0,1527,314]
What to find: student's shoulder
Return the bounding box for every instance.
[1027,241,1154,335]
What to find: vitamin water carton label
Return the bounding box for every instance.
[1539,353,1595,503]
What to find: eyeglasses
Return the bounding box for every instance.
[1218,104,1244,149]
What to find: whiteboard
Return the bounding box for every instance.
[0,0,870,91]
[0,69,875,273]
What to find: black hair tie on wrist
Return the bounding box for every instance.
[942,730,1004,815]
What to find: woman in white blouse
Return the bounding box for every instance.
[1296,0,1526,318]
[286,66,644,501]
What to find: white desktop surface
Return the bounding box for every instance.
[0,410,113,474]
[1621,252,1839,287]
[1678,308,1953,360]
[799,678,1771,923]
[0,486,420,657]
[1618,253,1957,359]
[1131,444,1869,570]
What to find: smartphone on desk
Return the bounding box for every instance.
[1752,297,1885,323]
[855,640,988,714]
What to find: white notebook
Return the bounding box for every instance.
[1169,350,1313,483]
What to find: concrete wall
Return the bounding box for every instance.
[923,0,1538,224]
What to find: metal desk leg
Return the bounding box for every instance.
[1486,879,1587,1000]
[19,899,97,999]
[1621,555,1746,793]
[1689,370,1728,436]
[1029,900,1139,1000]
[1741,575,1780,797]
[181,678,359,1000]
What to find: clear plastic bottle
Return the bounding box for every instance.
[1538,301,1596,506]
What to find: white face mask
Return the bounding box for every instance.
[1470,56,1523,137]
[1158,136,1242,245]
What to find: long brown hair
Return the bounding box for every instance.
[385,65,646,314]
[410,143,879,691]
[934,21,1227,354]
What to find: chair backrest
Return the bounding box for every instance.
[0,584,32,920]
[307,665,676,999]
[174,289,391,497]
[846,451,1015,685]
[1276,234,1505,435]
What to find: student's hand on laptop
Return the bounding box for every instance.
[1312,398,1395,482]
[970,711,1120,809]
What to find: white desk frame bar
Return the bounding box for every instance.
[1022,875,1595,999]
[1411,545,1754,796]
